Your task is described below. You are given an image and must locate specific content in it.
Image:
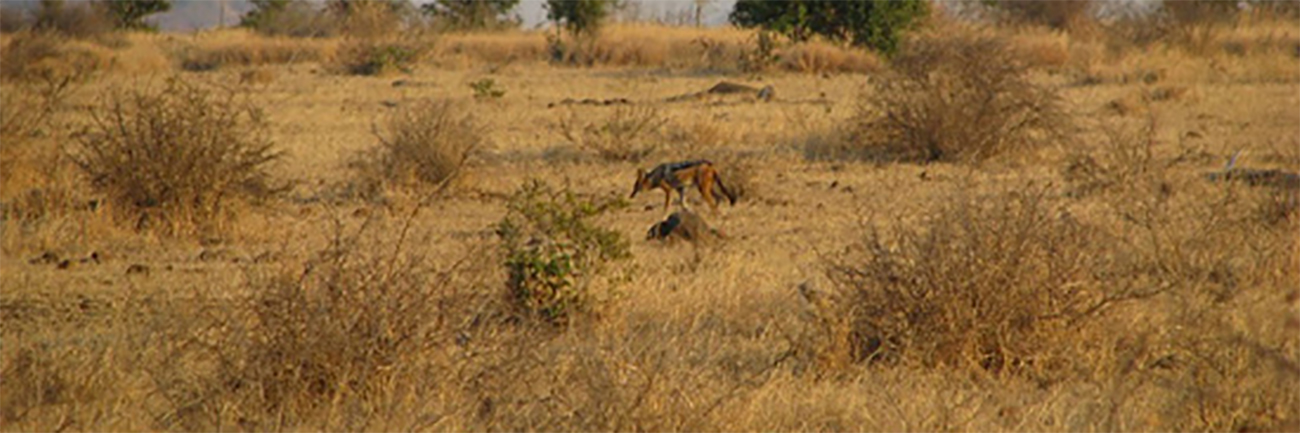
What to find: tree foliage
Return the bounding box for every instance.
[104,0,172,31]
[730,0,928,55]
[422,0,520,30]
[545,0,614,37]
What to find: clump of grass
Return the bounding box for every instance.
[495,180,630,326]
[69,77,282,236]
[824,183,1110,380]
[354,99,480,197]
[844,30,1070,163]
[557,106,667,162]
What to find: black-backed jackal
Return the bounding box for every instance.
[630,160,737,212]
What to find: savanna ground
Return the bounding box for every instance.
[1,4,1298,432]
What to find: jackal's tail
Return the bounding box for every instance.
[712,171,737,206]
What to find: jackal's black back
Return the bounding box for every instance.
[654,160,711,175]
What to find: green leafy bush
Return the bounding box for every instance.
[495,180,630,326]
[730,0,928,55]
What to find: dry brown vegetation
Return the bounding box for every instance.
[2,6,1298,432]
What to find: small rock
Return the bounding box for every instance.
[126,264,150,276]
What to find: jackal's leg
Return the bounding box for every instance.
[698,170,719,213]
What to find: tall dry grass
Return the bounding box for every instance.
[173,30,335,71]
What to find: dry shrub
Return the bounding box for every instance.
[333,0,409,39]
[846,30,1069,163]
[354,99,480,196]
[825,183,1110,380]
[994,0,1097,33]
[333,37,431,76]
[208,220,452,430]
[1062,115,1300,431]
[0,5,27,33]
[29,0,113,41]
[665,117,731,157]
[243,0,340,38]
[175,34,330,71]
[0,31,103,84]
[557,106,667,162]
[778,42,881,74]
[1161,0,1237,54]
[1112,179,1299,432]
[70,77,282,236]
[0,341,110,425]
[0,72,88,228]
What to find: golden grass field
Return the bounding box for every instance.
[1,11,1298,432]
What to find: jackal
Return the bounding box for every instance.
[631,160,737,212]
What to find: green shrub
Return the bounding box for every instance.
[70,77,281,236]
[730,0,929,55]
[495,180,630,326]
[104,0,171,31]
[469,78,505,99]
[421,0,520,31]
[335,39,427,75]
[545,0,612,38]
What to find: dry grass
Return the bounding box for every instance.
[173,30,334,71]
[2,18,1299,433]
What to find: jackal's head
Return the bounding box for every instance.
[630,168,650,198]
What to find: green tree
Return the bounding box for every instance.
[730,0,928,55]
[545,0,614,37]
[104,0,171,31]
[239,0,288,28]
[422,0,520,30]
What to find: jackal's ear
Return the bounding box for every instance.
[631,168,646,197]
